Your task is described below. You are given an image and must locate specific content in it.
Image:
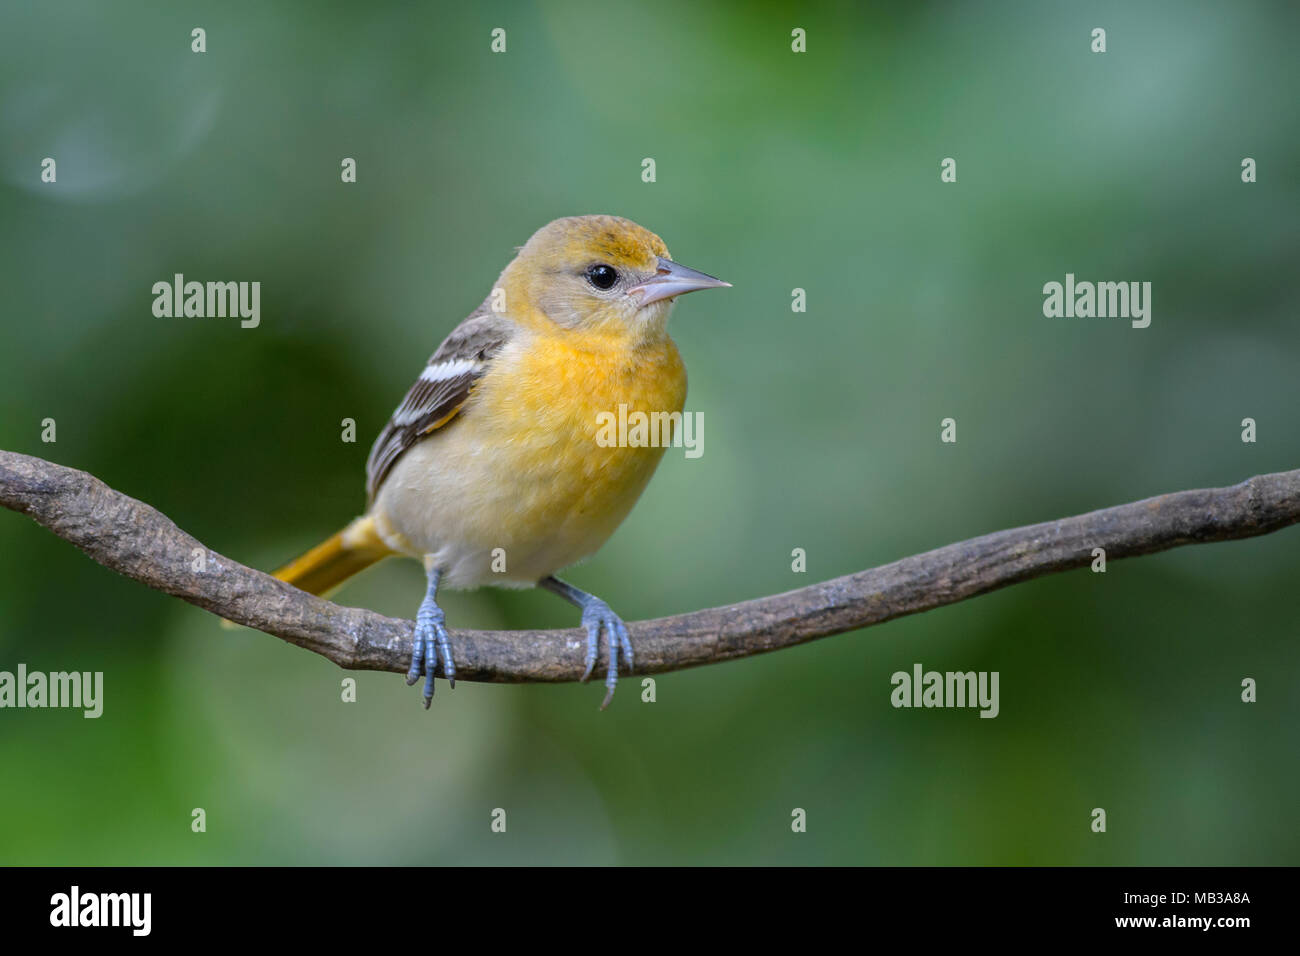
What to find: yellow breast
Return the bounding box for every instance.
[476,330,687,537]
[373,328,687,588]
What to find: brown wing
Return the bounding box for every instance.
[365,302,513,503]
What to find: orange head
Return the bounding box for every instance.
[499,215,729,342]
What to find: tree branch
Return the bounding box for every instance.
[2,449,1298,685]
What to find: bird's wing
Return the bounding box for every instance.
[365,301,513,503]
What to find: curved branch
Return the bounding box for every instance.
[2,449,1298,684]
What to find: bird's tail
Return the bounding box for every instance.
[272,515,393,597]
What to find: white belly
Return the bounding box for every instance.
[369,418,661,591]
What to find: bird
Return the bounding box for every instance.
[271,215,730,708]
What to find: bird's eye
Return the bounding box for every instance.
[585,264,618,290]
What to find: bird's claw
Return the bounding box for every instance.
[579,599,633,710]
[407,604,455,708]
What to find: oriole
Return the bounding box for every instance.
[273,215,729,708]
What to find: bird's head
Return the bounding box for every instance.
[500,215,729,342]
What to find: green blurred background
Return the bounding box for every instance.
[1,0,1297,865]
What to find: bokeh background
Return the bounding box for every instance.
[1,0,1297,865]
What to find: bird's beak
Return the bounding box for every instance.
[629,256,731,306]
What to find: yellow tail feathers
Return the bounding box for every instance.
[272,516,393,597]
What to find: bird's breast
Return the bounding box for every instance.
[473,332,687,524]
[373,331,687,586]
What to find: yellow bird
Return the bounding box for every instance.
[272,215,730,708]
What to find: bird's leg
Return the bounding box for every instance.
[539,575,633,710]
[406,559,455,708]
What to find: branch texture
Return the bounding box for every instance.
[2,449,1298,684]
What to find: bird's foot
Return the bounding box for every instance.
[578,597,634,710]
[406,567,454,708]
